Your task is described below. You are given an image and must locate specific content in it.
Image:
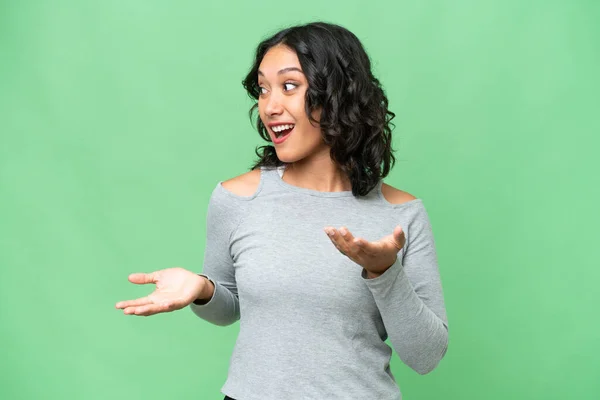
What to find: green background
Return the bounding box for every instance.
[1,1,598,399]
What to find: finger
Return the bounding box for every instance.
[344,231,364,258]
[324,227,343,248]
[325,230,347,256]
[325,227,356,257]
[324,227,338,240]
[327,233,343,252]
[353,237,382,256]
[340,227,366,258]
[339,227,354,241]
[392,226,405,249]
[124,303,169,317]
[335,243,348,257]
[128,272,158,285]
[115,296,152,309]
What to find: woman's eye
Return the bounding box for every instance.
[284,83,297,91]
[259,87,268,95]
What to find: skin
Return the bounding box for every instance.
[257,44,352,193]
[115,44,410,316]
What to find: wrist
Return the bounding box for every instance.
[193,275,214,305]
[365,270,383,279]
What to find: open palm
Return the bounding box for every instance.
[324,225,406,277]
[115,267,204,316]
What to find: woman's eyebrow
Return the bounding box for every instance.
[258,67,304,76]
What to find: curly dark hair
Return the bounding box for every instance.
[242,22,396,197]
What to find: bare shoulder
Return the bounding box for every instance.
[221,168,262,196]
[381,182,418,205]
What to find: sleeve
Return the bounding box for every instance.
[189,184,243,326]
[362,203,449,374]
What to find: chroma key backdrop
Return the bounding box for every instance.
[1,1,598,399]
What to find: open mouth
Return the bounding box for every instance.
[271,124,295,138]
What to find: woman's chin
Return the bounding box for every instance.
[274,152,299,164]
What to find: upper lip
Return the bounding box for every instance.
[267,122,295,128]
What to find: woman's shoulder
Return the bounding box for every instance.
[379,183,431,231]
[220,168,262,197]
[380,182,418,205]
[207,169,262,221]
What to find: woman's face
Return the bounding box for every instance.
[257,45,327,163]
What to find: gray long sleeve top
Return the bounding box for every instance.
[190,166,448,400]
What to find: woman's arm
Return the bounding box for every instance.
[189,185,244,326]
[362,204,449,374]
[190,170,260,326]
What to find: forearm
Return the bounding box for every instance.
[189,275,240,326]
[381,288,448,375]
[364,260,448,374]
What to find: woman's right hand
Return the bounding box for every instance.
[115,267,209,316]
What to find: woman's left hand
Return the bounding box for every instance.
[324,225,406,278]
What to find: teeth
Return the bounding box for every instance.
[272,124,294,133]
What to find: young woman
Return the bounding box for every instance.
[116,22,448,400]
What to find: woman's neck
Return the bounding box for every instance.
[282,157,352,193]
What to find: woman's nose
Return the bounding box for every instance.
[265,92,284,116]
